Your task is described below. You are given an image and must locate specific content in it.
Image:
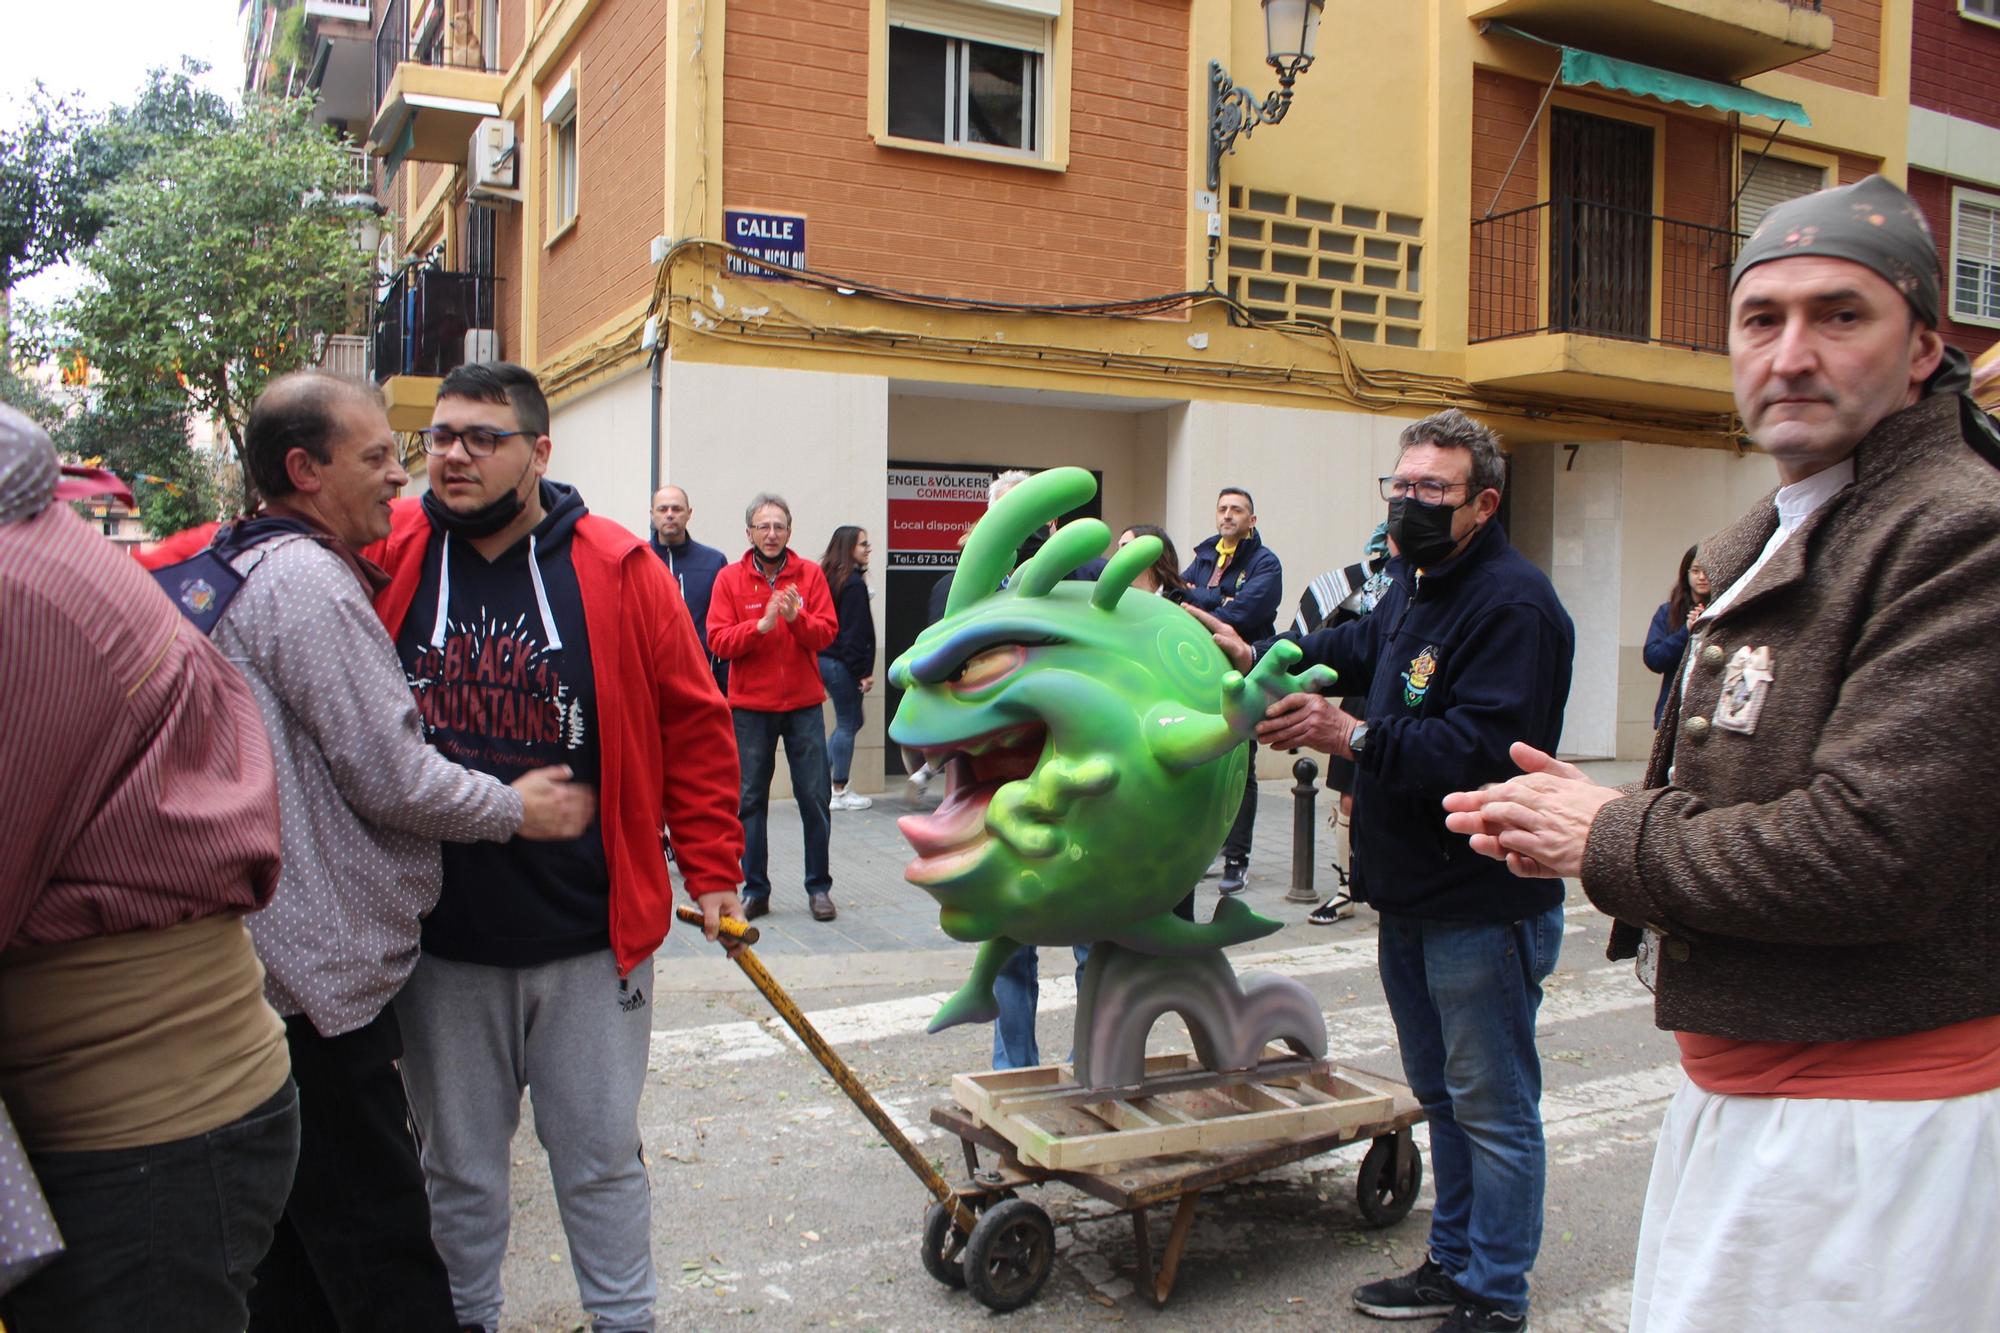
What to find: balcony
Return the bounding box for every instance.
[316,333,372,381]
[302,0,376,129]
[1466,198,1738,411]
[372,267,499,430]
[365,0,504,167]
[1468,0,1833,82]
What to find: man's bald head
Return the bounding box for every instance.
[652,484,692,543]
[246,371,386,501]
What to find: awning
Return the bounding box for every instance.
[1484,21,1811,127]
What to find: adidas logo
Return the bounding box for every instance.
[619,986,647,1013]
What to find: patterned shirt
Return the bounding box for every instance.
[213,535,523,1036]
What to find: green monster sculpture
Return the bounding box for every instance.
[888,467,1334,1035]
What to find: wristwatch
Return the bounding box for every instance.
[1348,721,1370,755]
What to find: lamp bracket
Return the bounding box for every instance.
[1206,58,1300,192]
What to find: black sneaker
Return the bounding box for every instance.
[1218,858,1248,895]
[1307,892,1355,925]
[1433,1299,1526,1332]
[1352,1257,1461,1320]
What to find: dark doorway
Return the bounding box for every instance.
[1549,109,1654,340]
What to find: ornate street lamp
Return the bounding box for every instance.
[1207,0,1327,191]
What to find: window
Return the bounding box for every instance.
[543,70,578,234]
[1736,153,1826,237]
[1951,188,2000,326]
[1962,0,2000,25]
[886,0,1053,157]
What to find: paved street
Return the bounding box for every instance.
[493,766,1666,1332]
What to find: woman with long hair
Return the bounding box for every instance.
[817,525,876,810]
[1643,544,1712,728]
[1116,524,1187,599]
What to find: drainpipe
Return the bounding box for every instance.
[648,343,662,502]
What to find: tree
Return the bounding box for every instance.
[0,86,99,350]
[59,388,218,537]
[57,92,374,511]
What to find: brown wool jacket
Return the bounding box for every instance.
[1581,390,2000,1042]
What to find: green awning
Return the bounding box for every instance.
[1485,22,1811,127]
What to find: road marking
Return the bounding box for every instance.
[652,924,1595,1063]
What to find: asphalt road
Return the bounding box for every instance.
[486,771,1666,1332]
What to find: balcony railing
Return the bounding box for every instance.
[373,267,498,381]
[374,0,499,110]
[318,333,372,381]
[1469,199,1738,354]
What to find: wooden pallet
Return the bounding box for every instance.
[951,1049,1394,1172]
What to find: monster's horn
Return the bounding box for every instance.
[1091,534,1161,611]
[944,467,1098,617]
[1015,518,1111,598]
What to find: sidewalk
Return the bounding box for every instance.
[660,759,1644,961]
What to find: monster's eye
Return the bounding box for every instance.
[948,644,1026,691]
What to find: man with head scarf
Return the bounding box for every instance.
[0,404,298,1332]
[1442,175,2000,1331]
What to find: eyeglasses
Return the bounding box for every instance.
[750,522,791,535]
[419,425,535,457]
[1379,475,1470,505]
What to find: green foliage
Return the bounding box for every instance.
[0,361,60,428]
[0,85,101,294]
[57,90,374,509]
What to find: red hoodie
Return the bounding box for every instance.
[369,499,743,974]
[707,549,838,711]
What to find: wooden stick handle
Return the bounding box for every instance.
[674,902,761,947]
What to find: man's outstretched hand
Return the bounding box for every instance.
[1182,604,1254,673]
[1441,742,1619,879]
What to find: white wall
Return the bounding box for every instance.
[545,366,656,540]
[663,358,892,796]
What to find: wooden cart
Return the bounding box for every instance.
[921,1055,1426,1308]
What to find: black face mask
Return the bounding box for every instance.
[421,458,537,538]
[1386,496,1466,569]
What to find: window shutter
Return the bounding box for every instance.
[890,0,1052,52]
[1955,194,2000,321]
[1737,155,1825,235]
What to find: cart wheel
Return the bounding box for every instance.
[920,1201,969,1289]
[1356,1134,1423,1227]
[962,1198,1055,1313]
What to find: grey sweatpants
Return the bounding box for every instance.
[396,950,656,1333]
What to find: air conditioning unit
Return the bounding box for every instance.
[467,117,519,202]
[464,329,499,364]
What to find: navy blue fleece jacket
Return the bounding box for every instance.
[1286,520,1574,922]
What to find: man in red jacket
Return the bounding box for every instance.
[366,362,743,1333]
[708,493,840,922]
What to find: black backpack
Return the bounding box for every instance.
[151,518,316,635]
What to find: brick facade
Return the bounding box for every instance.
[1912,0,2000,125]
[1794,0,1882,94]
[1909,167,2000,358]
[721,0,1189,304]
[534,0,668,357]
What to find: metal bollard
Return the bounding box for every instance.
[1286,756,1321,903]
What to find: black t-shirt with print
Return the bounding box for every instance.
[395,482,611,966]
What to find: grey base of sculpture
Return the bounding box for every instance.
[1069,941,1329,1094]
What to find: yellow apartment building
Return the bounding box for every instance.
[250,0,1919,781]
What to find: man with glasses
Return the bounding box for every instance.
[1443,176,2000,1331]
[366,362,745,1333]
[707,494,841,922]
[1205,409,1574,1333]
[1180,487,1284,894]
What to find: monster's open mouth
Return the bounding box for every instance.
[897,721,1046,884]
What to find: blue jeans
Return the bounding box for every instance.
[733,705,832,900]
[817,657,864,786]
[1,1081,302,1333]
[991,945,1091,1069]
[1376,906,1563,1315]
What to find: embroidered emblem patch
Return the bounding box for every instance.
[1714,645,1774,735]
[1402,646,1439,709]
[178,577,217,616]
